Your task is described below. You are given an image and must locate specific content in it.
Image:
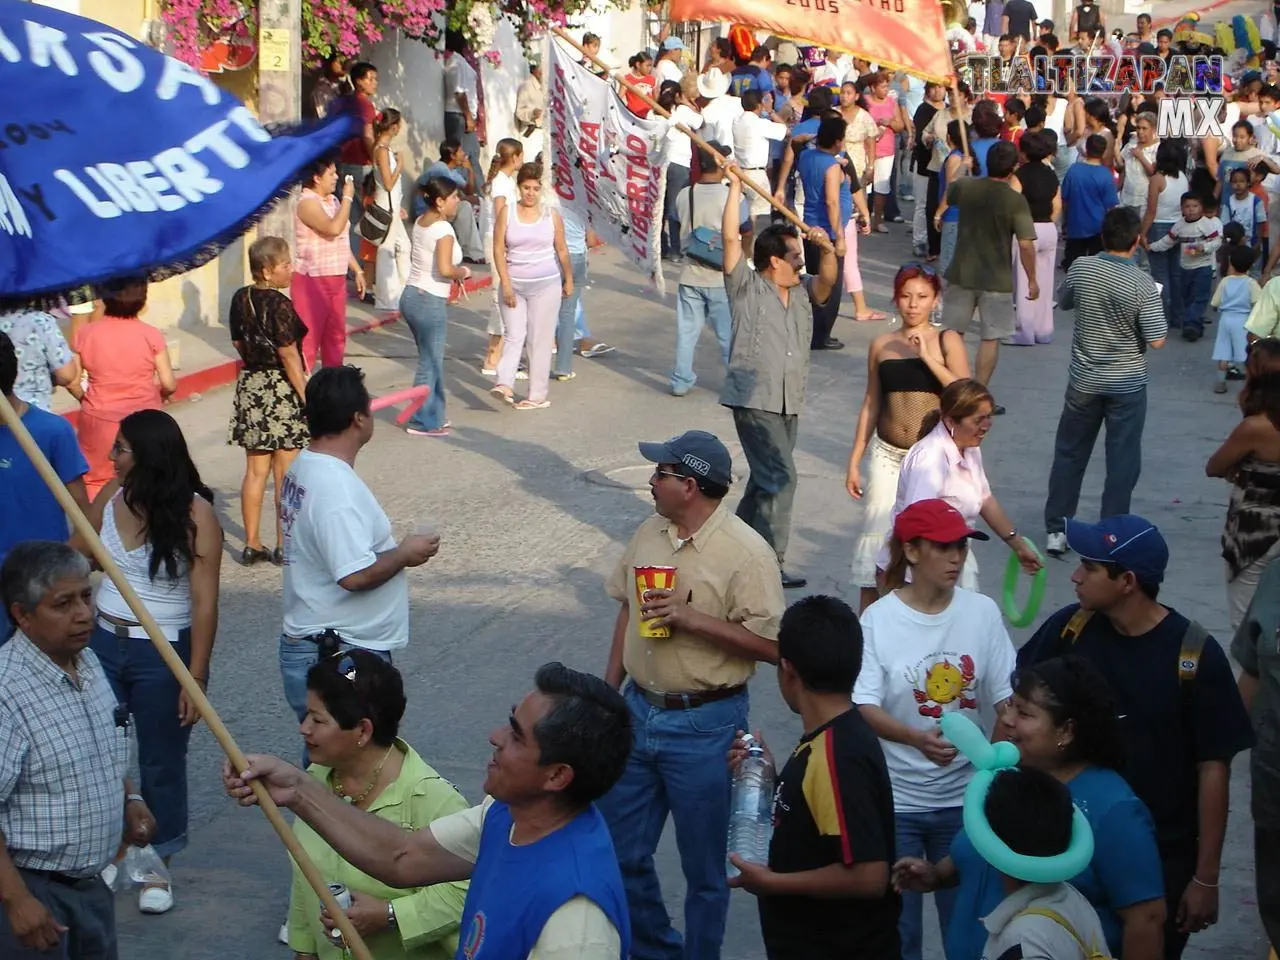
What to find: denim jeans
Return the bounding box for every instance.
[575,299,590,339]
[1178,263,1213,334]
[732,407,799,565]
[555,251,589,377]
[1146,221,1181,326]
[938,220,959,279]
[802,239,843,346]
[597,684,749,960]
[279,635,393,764]
[896,807,964,960]
[1044,386,1148,536]
[399,285,449,431]
[664,164,691,257]
[671,284,732,394]
[90,625,193,859]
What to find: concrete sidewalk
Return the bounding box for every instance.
[52,269,494,425]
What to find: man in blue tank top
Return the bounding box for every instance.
[224,662,633,959]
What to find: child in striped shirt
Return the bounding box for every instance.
[1149,193,1223,341]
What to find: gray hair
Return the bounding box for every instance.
[1,540,92,615]
[1136,111,1159,130]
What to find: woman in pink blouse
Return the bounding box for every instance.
[73,279,176,499]
[876,378,1041,590]
[293,158,366,369]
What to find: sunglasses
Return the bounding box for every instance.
[652,468,689,482]
[897,261,938,279]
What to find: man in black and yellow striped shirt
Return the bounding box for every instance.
[727,596,899,958]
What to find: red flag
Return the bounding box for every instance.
[669,0,953,82]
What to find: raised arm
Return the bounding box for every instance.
[723,166,745,275]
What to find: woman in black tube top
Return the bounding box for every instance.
[846,263,969,612]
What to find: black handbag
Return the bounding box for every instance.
[357,199,393,245]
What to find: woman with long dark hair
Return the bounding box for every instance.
[83,409,223,915]
[894,656,1166,959]
[1207,368,1280,630]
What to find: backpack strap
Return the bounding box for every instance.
[1017,906,1107,958]
[1060,608,1095,645]
[1178,619,1208,732]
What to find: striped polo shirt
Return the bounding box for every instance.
[1057,253,1168,395]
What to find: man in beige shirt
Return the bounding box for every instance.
[601,429,785,960]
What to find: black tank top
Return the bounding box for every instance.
[880,357,941,394]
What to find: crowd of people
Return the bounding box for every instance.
[7,8,1280,960]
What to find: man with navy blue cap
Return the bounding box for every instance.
[601,429,785,960]
[1018,514,1253,960]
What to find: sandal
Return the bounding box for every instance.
[514,399,551,410]
[490,386,515,404]
[854,310,888,322]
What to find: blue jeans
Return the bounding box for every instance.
[279,635,393,764]
[1044,386,1147,535]
[555,251,589,376]
[1178,263,1213,334]
[400,285,449,431]
[89,625,193,859]
[575,299,590,339]
[896,807,964,960]
[664,164,690,257]
[1146,221,1181,325]
[597,684,749,960]
[671,284,732,394]
[938,220,959,278]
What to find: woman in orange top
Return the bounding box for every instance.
[73,279,176,498]
[623,52,657,118]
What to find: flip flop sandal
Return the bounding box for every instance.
[514,399,551,410]
[854,311,888,322]
[490,386,515,404]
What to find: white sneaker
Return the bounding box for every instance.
[1046,532,1068,557]
[138,884,173,914]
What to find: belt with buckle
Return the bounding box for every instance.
[20,867,98,889]
[636,683,746,710]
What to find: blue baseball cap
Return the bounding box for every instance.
[639,430,732,487]
[661,36,685,51]
[1064,515,1169,584]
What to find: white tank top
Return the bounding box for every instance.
[96,492,192,640]
[1153,172,1188,223]
[1044,98,1067,138]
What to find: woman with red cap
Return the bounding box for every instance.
[854,497,1018,960]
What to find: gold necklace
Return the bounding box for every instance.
[330,745,395,806]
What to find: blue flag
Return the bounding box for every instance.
[0,1,359,297]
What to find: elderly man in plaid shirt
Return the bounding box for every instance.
[0,541,157,959]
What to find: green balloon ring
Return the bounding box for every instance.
[940,713,1094,883]
[1002,538,1047,628]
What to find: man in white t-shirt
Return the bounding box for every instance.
[443,32,482,188]
[225,663,634,959]
[698,68,744,161]
[732,90,787,234]
[278,365,439,724]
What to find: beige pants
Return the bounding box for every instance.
[1227,540,1280,634]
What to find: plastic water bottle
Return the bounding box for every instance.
[727,734,775,879]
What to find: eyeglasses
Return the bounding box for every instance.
[110,439,133,456]
[652,468,688,482]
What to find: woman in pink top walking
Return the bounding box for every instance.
[73,279,177,498]
[491,163,573,410]
[293,159,367,369]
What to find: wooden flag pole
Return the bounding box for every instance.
[0,391,375,960]
[550,28,810,232]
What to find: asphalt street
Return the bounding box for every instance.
[110,218,1267,959]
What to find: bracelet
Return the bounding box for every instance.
[1191,876,1219,889]
[126,793,145,805]
[1001,528,1018,542]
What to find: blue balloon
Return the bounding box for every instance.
[940,713,1095,883]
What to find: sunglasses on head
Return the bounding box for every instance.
[330,651,358,683]
[897,261,938,279]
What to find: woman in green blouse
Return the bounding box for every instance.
[287,651,469,960]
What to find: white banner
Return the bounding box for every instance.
[547,37,669,294]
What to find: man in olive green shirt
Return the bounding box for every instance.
[941,139,1039,395]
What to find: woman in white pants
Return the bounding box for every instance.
[369,109,410,312]
[481,138,524,374]
[491,163,572,410]
[847,265,969,612]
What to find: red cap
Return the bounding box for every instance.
[894,499,990,544]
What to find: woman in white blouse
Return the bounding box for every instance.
[658,81,703,261]
[877,378,1041,590]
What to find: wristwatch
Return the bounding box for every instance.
[126,793,145,805]
[387,901,398,929]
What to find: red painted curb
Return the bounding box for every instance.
[59,275,493,428]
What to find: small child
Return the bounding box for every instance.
[1217,220,1248,281]
[979,768,1111,960]
[1218,119,1266,191]
[1211,245,1263,392]
[1149,193,1223,341]
[1220,167,1267,260]
[1251,165,1271,265]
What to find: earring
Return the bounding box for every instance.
[358,740,366,748]
[1056,741,1066,751]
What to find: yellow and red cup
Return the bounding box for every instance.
[634,565,677,639]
